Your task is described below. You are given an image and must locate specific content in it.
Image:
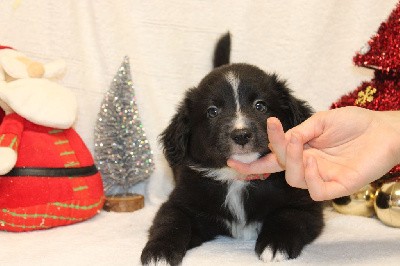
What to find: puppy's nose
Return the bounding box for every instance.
[230,129,252,146]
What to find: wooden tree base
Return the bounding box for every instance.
[103,193,144,212]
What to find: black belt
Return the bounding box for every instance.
[2,165,99,177]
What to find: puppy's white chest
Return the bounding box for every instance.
[224,180,261,240]
[190,167,262,240]
[224,181,247,222]
[225,220,262,240]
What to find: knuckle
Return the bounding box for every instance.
[309,191,324,201]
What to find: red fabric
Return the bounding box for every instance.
[0,113,24,152]
[353,2,400,72]
[0,114,95,168]
[0,113,24,137]
[0,45,13,50]
[0,194,104,232]
[0,113,104,232]
[0,133,19,152]
[331,73,400,111]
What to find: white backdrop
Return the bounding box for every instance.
[1,1,400,266]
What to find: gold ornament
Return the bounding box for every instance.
[374,181,400,227]
[332,185,376,217]
[354,86,376,106]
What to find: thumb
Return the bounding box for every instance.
[266,117,287,165]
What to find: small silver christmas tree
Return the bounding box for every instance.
[94,56,154,197]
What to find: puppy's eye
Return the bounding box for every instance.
[207,106,219,118]
[254,100,267,113]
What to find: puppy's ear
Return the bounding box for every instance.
[286,95,313,127]
[273,76,313,129]
[159,99,190,167]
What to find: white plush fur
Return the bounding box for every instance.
[0,147,17,175]
[0,78,77,129]
[0,49,29,79]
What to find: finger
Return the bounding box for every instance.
[287,112,325,144]
[284,133,307,189]
[227,153,284,175]
[304,156,349,201]
[267,117,287,166]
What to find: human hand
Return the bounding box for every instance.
[228,106,400,201]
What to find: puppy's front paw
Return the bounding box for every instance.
[259,247,288,263]
[141,241,184,266]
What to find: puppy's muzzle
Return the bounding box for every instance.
[230,128,252,146]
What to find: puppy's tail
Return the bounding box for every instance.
[213,32,231,68]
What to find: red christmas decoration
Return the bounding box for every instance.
[332,3,400,183]
[0,46,104,232]
[331,72,400,112]
[0,114,104,232]
[353,2,400,73]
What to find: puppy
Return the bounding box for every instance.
[141,33,324,265]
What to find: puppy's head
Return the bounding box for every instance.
[160,63,312,170]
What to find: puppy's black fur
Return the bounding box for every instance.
[141,33,324,266]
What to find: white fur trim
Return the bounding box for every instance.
[0,78,77,129]
[0,65,5,81]
[0,147,17,175]
[0,98,13,115]
[260,247,288,262]
[0,49,30,79]
[44,59,66,79]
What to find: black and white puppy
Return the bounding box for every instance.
[141,33,324,266]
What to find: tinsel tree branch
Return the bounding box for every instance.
[94,56,154,196]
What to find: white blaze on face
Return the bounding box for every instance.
[225,71,259,161]
[225,71,247,129]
